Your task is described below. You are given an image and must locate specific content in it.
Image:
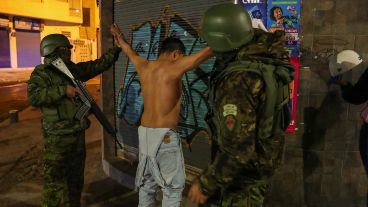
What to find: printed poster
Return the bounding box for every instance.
[267,0,301,57]
[238,0,268,32]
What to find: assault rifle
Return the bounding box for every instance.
[51,57,123,149]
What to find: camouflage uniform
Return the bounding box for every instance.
[199,29,294,207]
[28,45,121,207]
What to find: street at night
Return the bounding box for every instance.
[1,0,368,206]
[0,83,28,122]
[0,79,139,206]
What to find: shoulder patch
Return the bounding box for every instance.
[223,104,238,117]
[224,115,236,131]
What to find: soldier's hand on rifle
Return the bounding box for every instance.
[66,85,78,98]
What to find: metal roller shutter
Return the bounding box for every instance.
[0,28,11,68]
[16,31,41,68]
[0,15,10,68]
[114,0,233,176]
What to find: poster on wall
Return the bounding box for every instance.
[237,0,301,56]
[267,0,300,57]
[286,57,299,133]
[238,0,268,32]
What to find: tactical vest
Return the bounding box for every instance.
[32,64,89,135]
[207,58,293,141]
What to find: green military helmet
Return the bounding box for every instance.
[40,34,73,57]
[200,3,254,52]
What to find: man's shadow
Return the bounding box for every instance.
[301,60,346,206]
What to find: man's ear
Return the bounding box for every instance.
[172,50,182,61]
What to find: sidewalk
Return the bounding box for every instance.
[0,68,33,86]
[0,105,139,206]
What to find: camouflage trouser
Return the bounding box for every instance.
[42,130,86,207]
[208,179,269,207]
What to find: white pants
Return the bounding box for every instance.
[135,126,186,207]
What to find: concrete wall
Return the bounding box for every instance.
[41,26,80,40]
[267,0,368,206]
[8,21,17,68]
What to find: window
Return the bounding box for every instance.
[82,8,90,27]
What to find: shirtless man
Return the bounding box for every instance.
[111,24,212,207]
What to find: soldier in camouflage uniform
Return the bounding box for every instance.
[27,26,121,207]
[188,4,294,207]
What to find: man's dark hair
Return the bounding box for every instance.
[159,37,186,55]
[270,6,283,21]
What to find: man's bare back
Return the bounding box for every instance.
[112,24,212,129]
[140,60,183,129]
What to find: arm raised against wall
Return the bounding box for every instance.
[175,47,213,75]
[111,23,148,74]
